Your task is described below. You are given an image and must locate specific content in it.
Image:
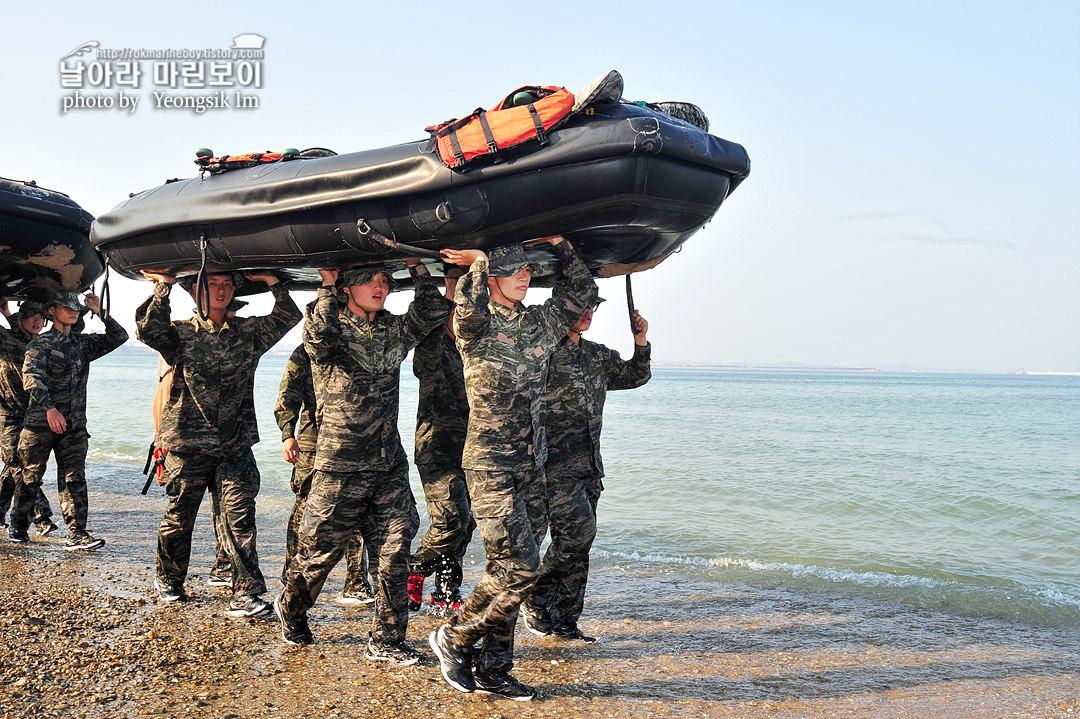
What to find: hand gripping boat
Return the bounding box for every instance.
[90,72,750,291]
[0,177,106,298]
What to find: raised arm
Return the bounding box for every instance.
[247,273,302,356]
[440,248,491,342]
[538,239,598,342]
[604,347,651,391]
[80,293,129,361]
[302,269,342,359]
[135,275,182,366]
[88,314,129,361]
[398,262,451,352]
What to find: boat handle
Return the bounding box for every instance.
[96,258,111,323]
[626,274,642,336]
[355,220,443,261]
[194,236,211,321]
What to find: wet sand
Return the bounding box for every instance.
[2,488,1079,719]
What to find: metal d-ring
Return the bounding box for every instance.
[435,201,453,224]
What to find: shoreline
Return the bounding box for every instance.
[2,491,1078,718]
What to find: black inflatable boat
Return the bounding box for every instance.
[0,178,105,298]
[91,93,750,290]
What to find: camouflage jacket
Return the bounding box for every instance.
[274,344,318,451]
[0,316,34,422]
[22,316,128,431]
[454,240,598,473]
[303,266,449,473]
[135,282,301,457]
[413,326,469,467]
[544,337,651,479]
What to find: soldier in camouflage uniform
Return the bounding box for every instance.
[274,263,448,663]
[151,304,247,589]
[429,238,597,700]
[275,340,372,604]
[11,292,127,549]
[136,270,300,616]
[408,269,475,617]
[529,301,651,642]
[206,298,250,587]
[0,301,55,536]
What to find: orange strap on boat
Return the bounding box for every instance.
[195,151,285,175]
[425,85,575,169]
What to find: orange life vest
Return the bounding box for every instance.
[425,85,576,169]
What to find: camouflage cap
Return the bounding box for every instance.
[17,300,47,320]
[49,291,85,312]
[179,271,245,293]
[340,267,396,290]
[487,243,541,277]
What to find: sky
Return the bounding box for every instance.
[3,0,1078,373]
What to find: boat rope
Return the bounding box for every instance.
[96,258,111,322]
[355,220,443,261]
[626,274,640,336]
[194,236,211,321]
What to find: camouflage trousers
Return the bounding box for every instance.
[282,450,370,593]
[445,468,547,674]
[0,421,52,527]
[532,473,603,627]
[156,449,267,599]
[280,464,419,644]
[12,427,89,535]
[410,462,475,601]
[209,507,230,579]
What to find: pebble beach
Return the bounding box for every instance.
[2,488,1078,719]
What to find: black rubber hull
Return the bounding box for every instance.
[92,103,750,290]
[0,179,105,297]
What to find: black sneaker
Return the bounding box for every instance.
[553,621,597,643]
[473,669,536,701]
[7,526,29,543]
[273,595,313,645]
[366,636,421,665]
[226,594,271,618]
[154,577,188,603]
[428,624,475,693]
[35,521,59,537]
[64,531,105,551]
[521,603,553,636]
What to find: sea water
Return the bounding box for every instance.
[82,355,1079,627]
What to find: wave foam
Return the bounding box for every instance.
[87,449,145,464]
[594,549,1080,609]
